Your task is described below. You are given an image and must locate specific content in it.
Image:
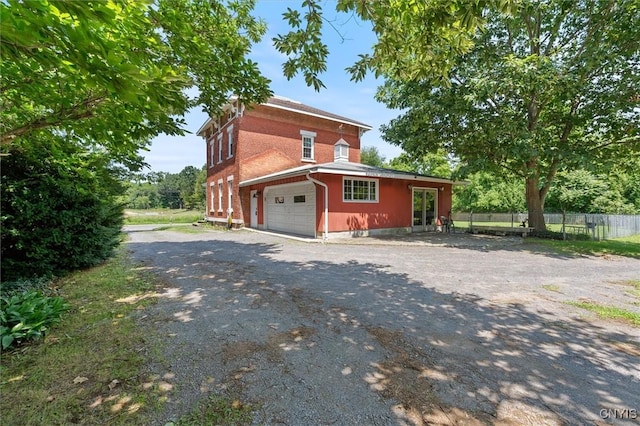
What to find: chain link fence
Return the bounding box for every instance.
[451,212,640,240]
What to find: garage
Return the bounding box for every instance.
[265,181,316,237]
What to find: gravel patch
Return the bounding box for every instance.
[124,226,640,425]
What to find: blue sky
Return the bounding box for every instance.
[142,0,403,173]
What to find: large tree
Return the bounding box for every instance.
[376,1,640,231]
[1,0,271,164]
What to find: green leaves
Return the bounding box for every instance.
[1,290,70,350]
[274,0,500,87]
[273,0,327,91]
[1,136,126,280]
[377,0,639,229]
[1,0,271,157]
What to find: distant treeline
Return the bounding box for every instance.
[124,165,206,210]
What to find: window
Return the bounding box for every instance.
[209,184,215,211]
[293,195,306,203]
[217,180,223,211]
[343,178,378,202]
[227,176,234,212]
[300,130,316,161]
[227,125,234,158]
[217,134,223,163]
[209,139,215,167]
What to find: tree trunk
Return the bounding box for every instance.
[525,176,546,232]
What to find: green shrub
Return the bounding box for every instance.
[1,290,70,350]
[1,137,124,280]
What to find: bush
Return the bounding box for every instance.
[1,290,70,350]
[1,137,125,280]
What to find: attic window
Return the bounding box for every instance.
[334,138,349,162]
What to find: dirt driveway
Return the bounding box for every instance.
[125,227,640,425]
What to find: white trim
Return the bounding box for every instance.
[239,163,458,187]
[412,187,438,232]
[301,130,315,161]
[342,177,379,203]
[217,134,223,163]
[217,179,223,212]
[208,138,215,168]
[227,124,234,159]
[227,175,234,212]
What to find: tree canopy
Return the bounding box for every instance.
[273,0,512,88]
[376,1,640,231]
[1,0,271,166]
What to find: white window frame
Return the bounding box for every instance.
[217,134,223,163]
[227,125,234,159]
[208,138,215,168]
[300,130,316,161]
[209,183,215,212]
[217,179,223,212]
[227,176,234,212]
[334,143,349,161]
[343,177,379,203]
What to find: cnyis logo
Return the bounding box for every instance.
[599,408,638,420]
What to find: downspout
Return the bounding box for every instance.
[306,172,328,241]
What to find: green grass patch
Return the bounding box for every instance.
[566,301,640,327]
[542,284,561,293]
[0,248,164,425]
[626,280,640,298]
[173,396,253,426]
[124,209,203,224]
[527,234,640,258]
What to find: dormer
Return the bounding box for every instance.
[334,138,350,162]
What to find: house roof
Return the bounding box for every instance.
[264,96,372,130]
[239,161,463,187]
[197,95,372,136]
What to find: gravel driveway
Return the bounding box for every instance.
[124,226,640,425]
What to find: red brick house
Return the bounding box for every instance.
[197,95,455,239]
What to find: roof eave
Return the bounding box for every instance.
[264,102,372,131]
[240,164,459,187]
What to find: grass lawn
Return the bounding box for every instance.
[0,244,251,425]
[124,209,203,224]
[0,248,162,425]
[566,298,640,327]
[528,234,640,258]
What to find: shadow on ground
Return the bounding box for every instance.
[125,234,640,425]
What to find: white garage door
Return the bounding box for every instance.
[265,182,316,237]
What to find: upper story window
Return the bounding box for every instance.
[300,130,316,161]
[217,134,223,163]
[227,125,234,158]
[208,138,215,167]
[343,177,378,202]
